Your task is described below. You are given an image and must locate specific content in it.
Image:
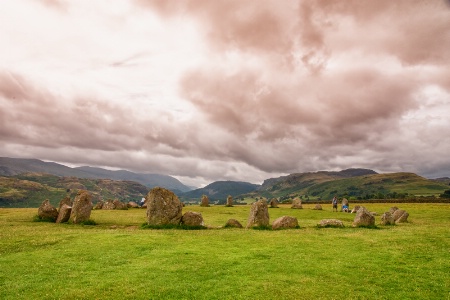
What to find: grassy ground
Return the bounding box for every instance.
[0,203,449,300]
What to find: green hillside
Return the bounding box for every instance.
[0,173,149,208]
[252,171,449,201]
[180,181,260,202]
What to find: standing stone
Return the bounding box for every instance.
[58,196,72,211]
[127,201,139,208]
[272,216,299,230]
[389,207,399,214]
[291,198,303,209]
[225,195,233,207]
[93,201,104,210]
[38,199,59,222]
[312,204,323,210]
[380,212,395,225]
[56,204,72,223]
[181,211,204,227]
[246,199,269,228]
[352,206,375,227]
[146,187,183,226]
[70,190,93,224]
[102,200,115,210]
[341,198,349,207]
[351,205,361,213]
[200,195,210,207]
[113,199,128,210]
[269,198,279,208]
[224,219,243,228]
[392,209,409,223]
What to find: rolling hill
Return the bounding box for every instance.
[0,157,191,193]
[254,169,449,201]
[180,181,260,202]
[0,172,149,208]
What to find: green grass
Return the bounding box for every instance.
[0,204,449,299]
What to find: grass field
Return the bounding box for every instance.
[1,203,449,299]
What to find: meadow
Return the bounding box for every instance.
[0,203,449,300]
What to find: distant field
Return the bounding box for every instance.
[1,204,449,299]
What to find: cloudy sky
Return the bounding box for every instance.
[1,0,450,187]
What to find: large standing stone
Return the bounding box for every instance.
[389,207,399,214]
[181,211,204,227]
[269,198,279,208]
[272,216,299,230]
[352,206,375,227]
[224,219,243,228]
[291,198,303,209]
[392,209,409,223]
[56,204,72,223]
[38,199,59,222]
[246,199,269,228]
[58,196,72,211]
[146,187,183,225]
[200,195,210,207]
[318,219,345,228]
[380,212,395,225]
[70,190,93,224]
[351,205,361,214]
[225,195,233,207]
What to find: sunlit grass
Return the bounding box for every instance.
[0,203,449,299]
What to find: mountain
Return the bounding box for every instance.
[180,181,260,202]
[259,168,377,195]
[255,169,448,200]
[0,173,149,208]
[0,157,191,193]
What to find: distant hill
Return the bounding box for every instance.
[254,169,448,200]
[0,173,149,208]
[180,181,260,202]
[0,157,191,193]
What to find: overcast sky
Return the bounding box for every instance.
[1,0,450,187]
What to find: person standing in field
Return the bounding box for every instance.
[332,196,338,212]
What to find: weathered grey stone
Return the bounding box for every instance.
[352,206,375,227]
[225,195,233,207]
[272,216,299,230]
[318,219,345,228]
[146,187,183,225]
[224,219,243,228]
[341,198,349,206]
[127,201,139,208]
[200,195,210,207]
[392,209,409,223]
[269,198,279,208]
[56,204,72,223]
[312,204,322,210]
[291,198,303,209]
[351,205,361,214]
[70,190,93,224]
[246,199,269,228]
[58,196,72,211]
[181,211,204,227]
[113,199,128,210]
[380,212,395,225]
[93,201,104,210]
[38,199,58,222]
[102,200,115,210]
[389,207,399,214]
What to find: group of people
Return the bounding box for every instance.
[332,196,349,212]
